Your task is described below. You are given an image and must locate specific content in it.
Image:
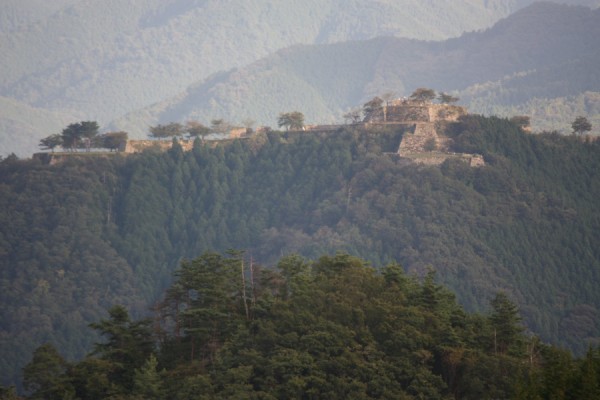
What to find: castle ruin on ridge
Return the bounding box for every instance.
[34,91,485,167]
[360,98,484,166]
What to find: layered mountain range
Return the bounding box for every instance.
[111,2,600,137]
[1,0,600,156]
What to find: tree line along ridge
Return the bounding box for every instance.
[33,88,555,167]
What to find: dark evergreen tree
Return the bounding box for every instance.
[60,121,99,151]
[88,305,154,393]
[38,134,63,152]
[22,344,71,400]
[572,116,592,135]
[277,111,305,131]
[149,122,185,139]
[490,292,524,356]
[410,87,436,102]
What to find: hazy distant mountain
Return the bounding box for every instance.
[0,0,79,33]
[2,0,600,157]
[0,97,76,156]
[110,2,600,137]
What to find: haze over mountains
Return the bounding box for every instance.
[4,2,600,393]
[112,2,600,137]
[2,0,600,157]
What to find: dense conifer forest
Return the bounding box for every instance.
[1,116,600,395]
[8,252,600,399]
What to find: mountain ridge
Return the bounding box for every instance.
[110,2,600,138]
[3,116,600,388]
[3,0,600,157]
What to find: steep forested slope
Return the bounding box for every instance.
[17,252,600,399]
[2,117,600,388]
[0,157,144,388]
[113,2,600,137]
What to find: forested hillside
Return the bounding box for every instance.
[2,116,600,389]
[112,2,600,137]
[14,252,600,399]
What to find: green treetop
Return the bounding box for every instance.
[277,111,305,130]
[410,87,437,102]
[572,116,592,135]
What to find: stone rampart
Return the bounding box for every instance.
[385,102,482,167]
[32,152,118,165]
[399,123,438,153]
[364,102,467,124]
[429,104,467,122]
[122,139,195,153]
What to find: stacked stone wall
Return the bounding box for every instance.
[429,104,467,122]
[229,128,248,139]
[365,103,466,124]
[393,103,482,167]
[399,123,439,154]
[385,105,430,122]
[122,139,195,153]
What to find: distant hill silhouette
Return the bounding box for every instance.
[110,2,600,137]
[3,0,600,156]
